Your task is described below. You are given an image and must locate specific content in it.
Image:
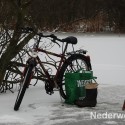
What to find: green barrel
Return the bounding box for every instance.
[65,71,93,104]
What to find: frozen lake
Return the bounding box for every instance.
[54,33,125,85]
[0,33,125,125]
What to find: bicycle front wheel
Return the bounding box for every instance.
[14,66,33,111]
[58,54,91,99]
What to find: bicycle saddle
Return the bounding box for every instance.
[62,36,77,44]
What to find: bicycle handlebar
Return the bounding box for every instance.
[21,27,62,41]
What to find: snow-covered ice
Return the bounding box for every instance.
[0,33,125,125]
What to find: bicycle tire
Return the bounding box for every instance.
[58,54,90,99]
[14,66,33,111]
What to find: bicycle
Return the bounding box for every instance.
[14,27,92,111]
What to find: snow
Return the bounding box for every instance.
[0,33,125,125]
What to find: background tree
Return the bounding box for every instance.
[29,0,101,31]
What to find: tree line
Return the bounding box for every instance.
[0,0,125,32]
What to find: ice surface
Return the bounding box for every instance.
[0,33,125,125]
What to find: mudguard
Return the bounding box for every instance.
[85,55,92,70]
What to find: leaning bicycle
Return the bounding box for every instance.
[14,28,92,111]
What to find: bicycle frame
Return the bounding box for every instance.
[31,42,69,88]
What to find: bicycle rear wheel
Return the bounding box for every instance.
[58,54,91,99]
[14,66,33,111]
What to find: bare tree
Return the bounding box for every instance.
[0,0,35,91]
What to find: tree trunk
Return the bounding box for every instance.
[0,0,33,86]
[0,68,6,87]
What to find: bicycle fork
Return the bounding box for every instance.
[22,58,37,87]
